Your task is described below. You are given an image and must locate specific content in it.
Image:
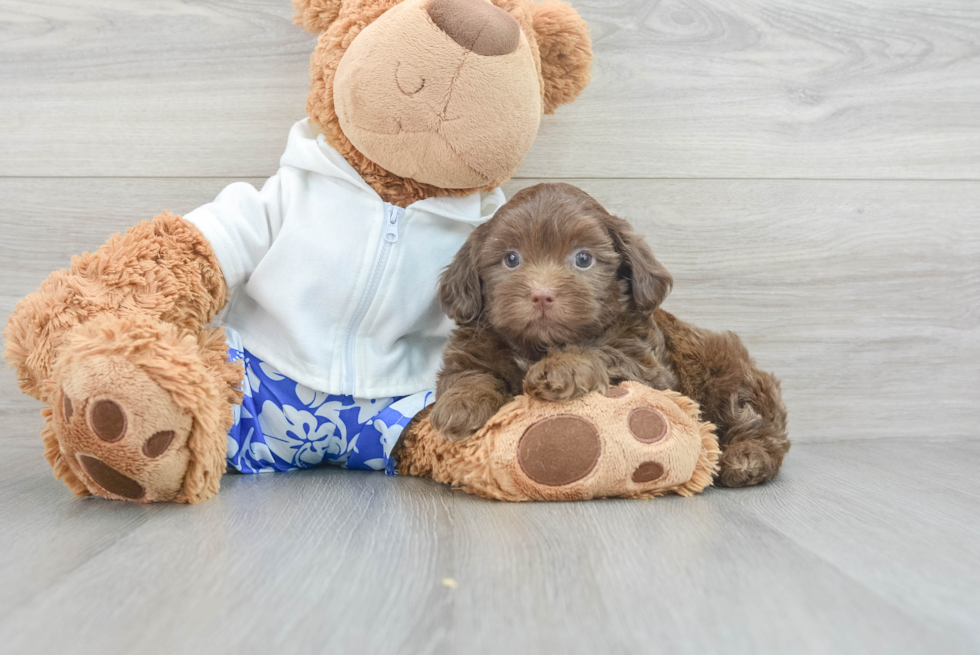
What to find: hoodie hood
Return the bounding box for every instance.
[280,119,505,225]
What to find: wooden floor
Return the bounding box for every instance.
[0,440,978,653]
[1,0,979,653]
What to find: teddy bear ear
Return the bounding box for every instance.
[532,0,593,114]
[292,0,343,33]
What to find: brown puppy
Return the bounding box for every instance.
[430,182,789,487]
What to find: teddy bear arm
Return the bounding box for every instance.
[3,212,227,400]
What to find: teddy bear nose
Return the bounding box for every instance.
[427,0,520,56]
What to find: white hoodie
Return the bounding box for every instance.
[185,119,505,398]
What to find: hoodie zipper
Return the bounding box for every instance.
[341,202,403,394]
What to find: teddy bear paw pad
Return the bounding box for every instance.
[54,355,194,502]
[631,460,665,483]
[517,415,601,486]
[77,454,145,500]
[628,407,667,443]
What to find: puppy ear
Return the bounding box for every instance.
[532,0,593,114]
[439,225,488,324]
[292,0,343,33]
[605,215,673,313]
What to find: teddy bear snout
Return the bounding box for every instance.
[426,0,520,56]
[331,0,541,188]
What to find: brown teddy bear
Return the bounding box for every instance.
[2,0,731,504]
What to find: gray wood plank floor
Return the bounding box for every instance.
[2,0,978,653]
[0,440,977,654]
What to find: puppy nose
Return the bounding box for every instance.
[427,0,520,56]
[531,288,555,310]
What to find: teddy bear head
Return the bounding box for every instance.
[293,0,592,204]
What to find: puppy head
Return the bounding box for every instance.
[439,183,672,349]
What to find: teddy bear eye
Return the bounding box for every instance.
[503,250,522,270]
[573,250,594,270]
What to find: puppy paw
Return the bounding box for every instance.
[717,441,776,487]
[430,389,504,442]
[523,353,607,402]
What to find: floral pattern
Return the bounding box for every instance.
[225,331,433,475]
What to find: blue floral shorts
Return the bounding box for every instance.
[224,328,434,475]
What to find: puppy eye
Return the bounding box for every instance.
[502,250,522,270]
[573,250,594,270]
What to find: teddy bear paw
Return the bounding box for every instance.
[53,353,194,502]
[481,382,718,501]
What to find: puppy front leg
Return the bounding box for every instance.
[523,347,610,402]
[431,371,511,442]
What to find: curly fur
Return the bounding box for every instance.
[430,182,676,440]
[293,0,344,32]
[3,212,226,402]
[427,183,790,486]
[5,214,240,503]
[532,0,593,113]
[656,310,790,487]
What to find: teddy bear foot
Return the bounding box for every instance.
[43,315,240,503]
[399,382,721,502]
[54,355,193,502]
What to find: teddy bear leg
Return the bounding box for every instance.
[390,407,440,478]
[392,406,493,493]
[395,385,719,502]
[46,314,241,503]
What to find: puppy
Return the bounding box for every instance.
[429,183,790,487]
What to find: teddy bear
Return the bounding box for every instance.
[3,0,745,504]
[3,0,594,503]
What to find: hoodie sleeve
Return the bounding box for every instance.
[183,174,284,292]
